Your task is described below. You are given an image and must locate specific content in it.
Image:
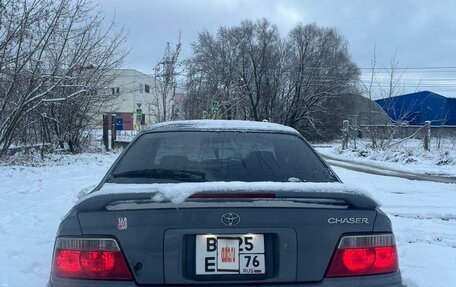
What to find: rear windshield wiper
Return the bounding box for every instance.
[111,168,206,182]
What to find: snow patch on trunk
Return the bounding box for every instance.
[81,181,375,205]
[147,119,300,134]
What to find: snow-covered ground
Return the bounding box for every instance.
[0,153,455,286]
[316,138,456,177]
[0,153,119,287]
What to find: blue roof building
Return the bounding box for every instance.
[375,91,456,125]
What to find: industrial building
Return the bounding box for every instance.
[375,91,456,125]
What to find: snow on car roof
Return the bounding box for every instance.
[146,120,300,134]
[79,181,377,207]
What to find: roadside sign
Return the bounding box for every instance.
[210,99,220,119]
[115,116,123,131]
[136,108,142,115]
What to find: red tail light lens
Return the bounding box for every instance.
[326,234,398,277]
[374,246,398,269]
[80,251,116,276]
[52,238,132,280]
[55,250,81,274]
[341,248,376,272]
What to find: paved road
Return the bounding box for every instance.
[321,154,456,184]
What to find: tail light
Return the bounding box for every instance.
[326,234,398,277]
[52,238,132,280]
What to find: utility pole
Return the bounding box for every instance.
[154,32,182,122]
[342,120,349,150]
[424,121,431,151]
[102,115,109,151]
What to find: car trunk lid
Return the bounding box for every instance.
[76,185,377,284]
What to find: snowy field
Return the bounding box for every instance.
[0,153,119,287]
[316,138,456,177]
[0,152,455,286]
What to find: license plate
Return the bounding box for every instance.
[196,234,265,275]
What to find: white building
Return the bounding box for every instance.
[101,69,161,130]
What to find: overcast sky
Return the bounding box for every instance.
[99,0,456,98]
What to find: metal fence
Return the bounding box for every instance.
[357,124,456,139]
[341,120,456,151]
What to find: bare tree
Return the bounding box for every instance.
[185,19,283,121]
[0,0,127,155]
[358,49,425,150]
[280,23,360,131]
[365,45,378,102]
[359,45,384,148]
[184,20,360,139]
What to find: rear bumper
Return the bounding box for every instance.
[49,271,403,287]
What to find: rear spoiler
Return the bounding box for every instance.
[74,190,378,212]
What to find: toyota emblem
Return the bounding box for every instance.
[221,213,241,226]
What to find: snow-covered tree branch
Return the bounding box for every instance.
[0,0,127,155]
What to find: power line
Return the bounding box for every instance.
[358,66,456,70]
[360,78,456,81]
[364,70,456,74]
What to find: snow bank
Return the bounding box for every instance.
[316,139,456,177]
[82,181,375,205]
[147,119,300,135]
[0,152,120,287]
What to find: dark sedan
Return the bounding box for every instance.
[49,120,402,286]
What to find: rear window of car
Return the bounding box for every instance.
[108,131,337,183]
